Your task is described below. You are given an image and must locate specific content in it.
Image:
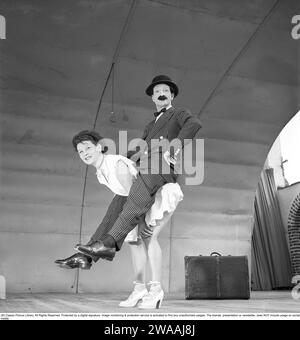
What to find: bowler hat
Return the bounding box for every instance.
[146,75,179,97]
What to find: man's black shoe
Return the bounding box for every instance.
[75,241,116,262]
[55,253,92,270]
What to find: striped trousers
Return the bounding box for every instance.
[89,194,128,251]
[107,173,175,243]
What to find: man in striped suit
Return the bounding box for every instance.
[73,75,202,262]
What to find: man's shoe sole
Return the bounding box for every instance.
[56,262,92,270]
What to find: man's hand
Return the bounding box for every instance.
[164,149,180,166]
[128,150,142,163]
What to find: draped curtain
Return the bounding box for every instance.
[251,168,293,291]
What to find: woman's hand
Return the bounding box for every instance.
[139,221,154,238]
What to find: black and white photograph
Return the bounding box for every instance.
[0,0,300,323]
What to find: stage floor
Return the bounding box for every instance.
[0,291,299,314]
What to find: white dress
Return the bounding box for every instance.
[95,155,183,242]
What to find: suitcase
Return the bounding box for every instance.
[185,252,250,300]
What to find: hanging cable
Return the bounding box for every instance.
[92,0,139,128]
[110,65,117,123]
[93,62,116,129]
[197,0,281,118]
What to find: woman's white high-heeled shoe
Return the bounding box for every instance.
[138,281,164,309]
[119,282,148,308]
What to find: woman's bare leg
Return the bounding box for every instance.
[143,212,173,282]
[119,240,148,307]
[128,240,147,283]
[138,214,173,309]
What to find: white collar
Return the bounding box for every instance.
[95,154,106,173]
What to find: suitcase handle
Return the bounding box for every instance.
[210,252,222,257]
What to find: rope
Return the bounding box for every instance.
[197,0,281,118]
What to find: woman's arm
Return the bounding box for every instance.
[116,160,133,193]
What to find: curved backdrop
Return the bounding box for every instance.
[0,0,299,293]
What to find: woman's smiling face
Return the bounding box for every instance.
[77,141,102,165]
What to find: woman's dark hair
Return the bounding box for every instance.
[72,130,106,152]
